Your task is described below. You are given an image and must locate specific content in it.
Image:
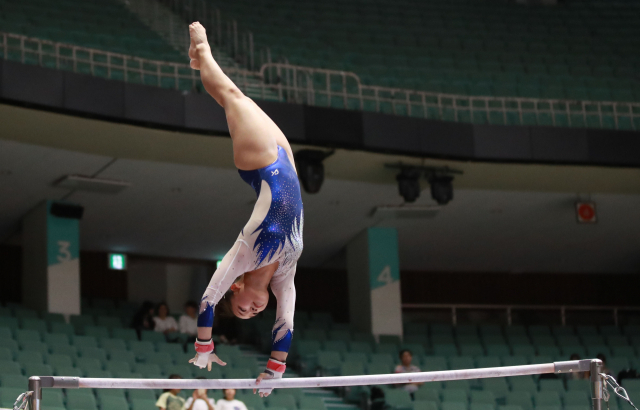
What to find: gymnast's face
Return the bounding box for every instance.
[229,282,269,319]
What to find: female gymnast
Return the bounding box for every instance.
[186,22,304,397]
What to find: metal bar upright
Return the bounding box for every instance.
[590,359,603,410]
[29,376,42,410]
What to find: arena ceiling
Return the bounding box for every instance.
[0,104,639,273]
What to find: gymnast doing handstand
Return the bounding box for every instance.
[186,22,304,398]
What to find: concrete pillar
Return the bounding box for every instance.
[347,227,403,338]
[22,201,81,315]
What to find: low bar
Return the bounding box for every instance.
[32,360,592,390]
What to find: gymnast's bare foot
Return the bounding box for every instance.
[188,33,200,70]
[189,22,209,70]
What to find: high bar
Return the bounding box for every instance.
[32,360,593,390]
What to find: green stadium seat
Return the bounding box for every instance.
[267,393,297,409]
[101,338,128,352]
[442,389,468,403]
[41,390,65,408]
[0,375,28,388]
[563,391,589,406]
[385,389,413,410]
[0,318,19,331]
[50,322,75,337]
[565,380,589,392]
[78,347,108,362]
[100,395,130,410]
[140,330,166,343]
[238,393,266,410]
[0,348,13,361]
[44,333,70,346]
[434,344,459,357]
[66,391,98,410]
[50,344,78,357]
[0,360,22,375]
[112,328,138,341]
[502,357,528,367]
[442,403,467,410]
[109,349,136,364]
[481,378,509,397]
[105,360,131,374]
[328,330,351,342]
[55,365,83,377]
[72,335,98,348]
[367,362,393,375]
[23,363,54,376]
[506,392,533,410]
[486,345,511,357]
[14,309,38,320]
[76,357,103,373]
[0,328,12,340]
[16,350,44,365]
[84,325,110,339]
[129,390,158,401]
[16,329,42,343]
[444,381,471,392]
[476,357,501,368]
[302,329,327,341]
[415,388,441,403]
[471,391,495,405]
[414,401,439,410]
[131,399,158,410]
[96,316,122,328]
[0,387,28,408]
[450,357,475,370]
[533,392,561,407]
[157,343,184,355]
[21,319,48,334]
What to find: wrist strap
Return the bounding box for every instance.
[194,338,214,354]
[266,358,286,373]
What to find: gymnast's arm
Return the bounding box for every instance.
[190,240,252,369]
[254,265,297,396]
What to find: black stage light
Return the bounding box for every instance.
[396,168,421,203]
[294,149,334,194]
[429,175,454,205]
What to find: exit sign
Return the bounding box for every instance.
[108,253,127,270]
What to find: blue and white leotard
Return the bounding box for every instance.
[198,145,303,353]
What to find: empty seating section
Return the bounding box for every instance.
[243,312,640,410]
[212,0,640,105]
[0,0,182,62]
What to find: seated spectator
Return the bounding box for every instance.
[131,301,155,338]
[179,301,199,339]
[184,377,216,410]
[154,302,178,334]
[156,374,185,410]
[394,349,423,397]
[568,354,588,380]
[217,389,248,410]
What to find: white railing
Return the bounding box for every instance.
[2,32,639,131]
[402,303,640,327]
[0,32,277,99]
[261,63,640,130]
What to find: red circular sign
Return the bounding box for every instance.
[578,203,595,220]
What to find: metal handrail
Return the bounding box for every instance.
[260,62,640,131]
[0,32,263,94]
[1,31,638,131]
[402,303,640,326]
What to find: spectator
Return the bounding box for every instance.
[568,354,587,380]
[597,353,612,376]
[216,389,248,410]
[179,301,199,339]
[394,349,423,398]
[154,302,178,334]
[131,301,155,338]
[156,374,185,410]
[184,377,216,410]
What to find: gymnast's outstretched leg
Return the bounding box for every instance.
[188,22,296,171]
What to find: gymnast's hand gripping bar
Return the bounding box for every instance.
[27,360,603,410]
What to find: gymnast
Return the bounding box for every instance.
[186,22,304,398]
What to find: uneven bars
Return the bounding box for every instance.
[27,360,602,410]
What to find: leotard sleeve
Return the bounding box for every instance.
[269,263,297,353]
[197,240,253,329]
